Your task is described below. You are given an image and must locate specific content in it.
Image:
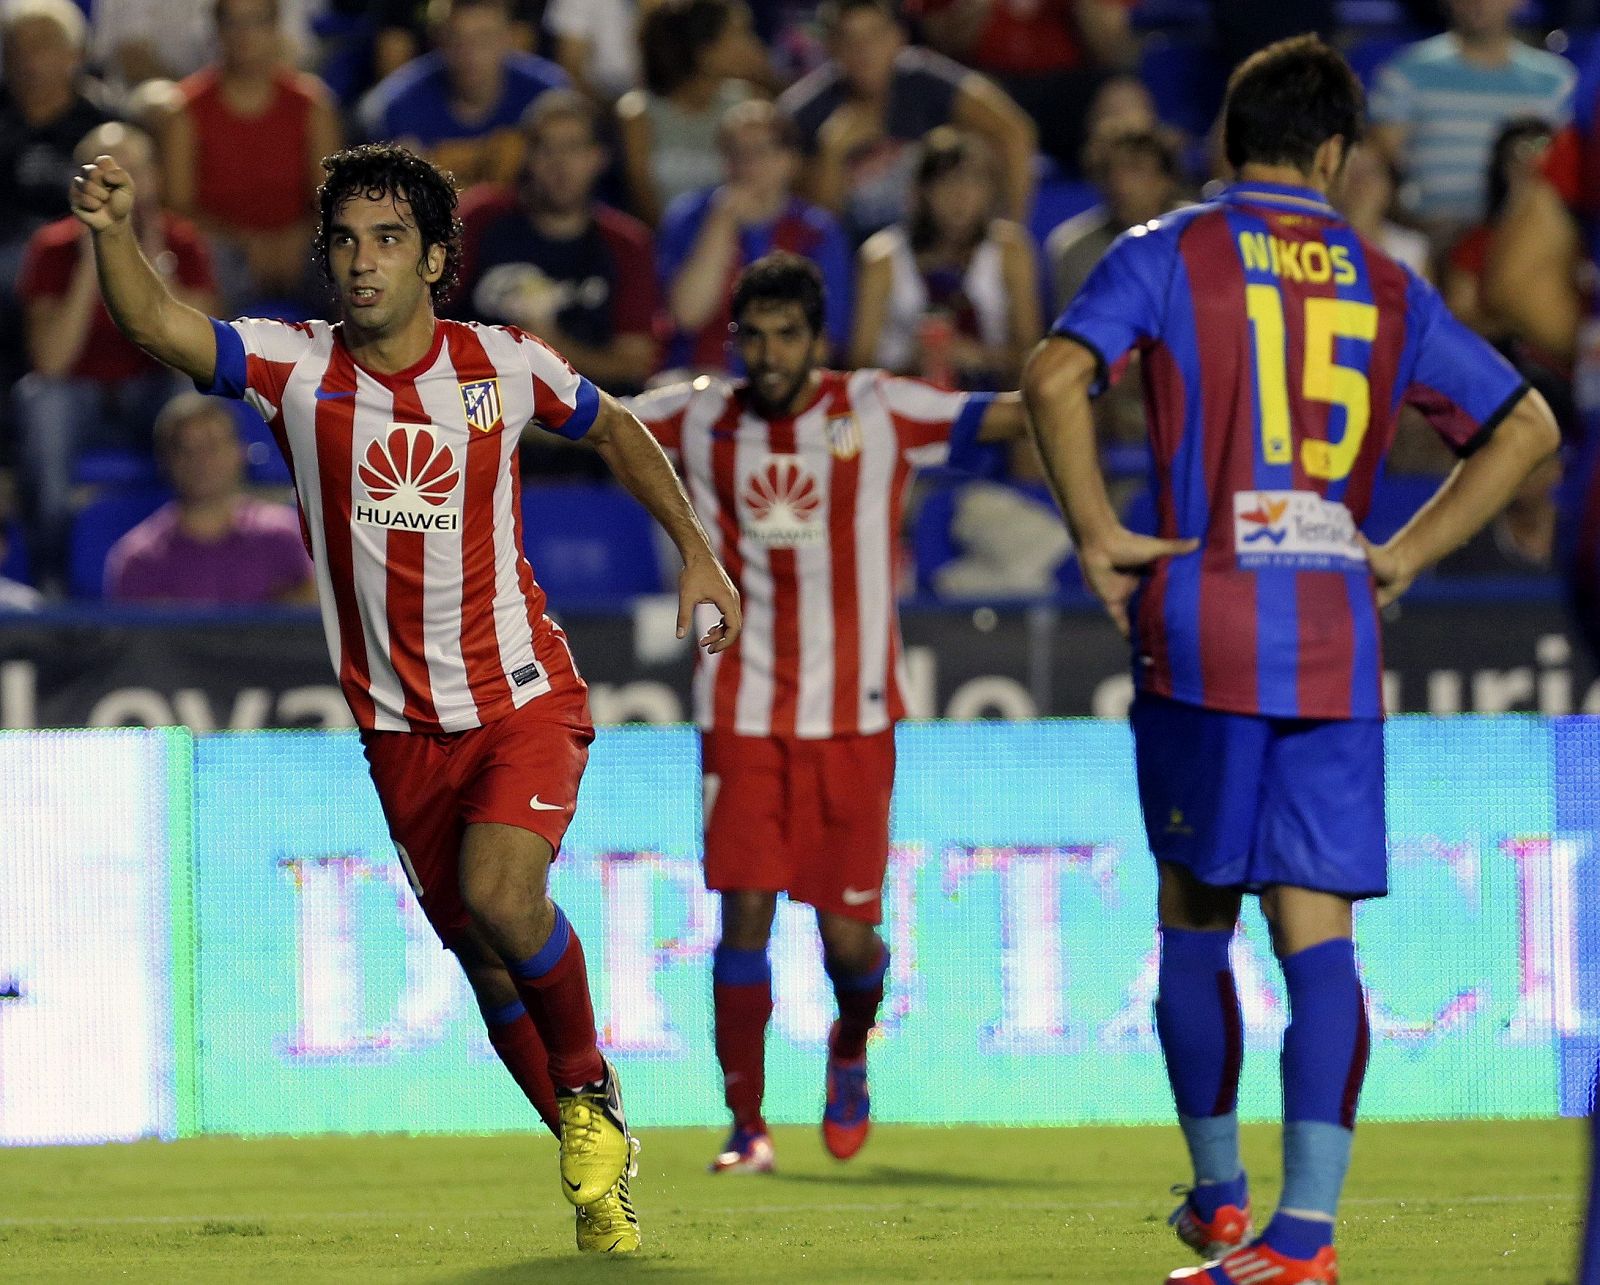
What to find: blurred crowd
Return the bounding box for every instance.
[0,0,1592,607]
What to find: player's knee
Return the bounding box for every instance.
[719,890,777,950]
[817,915,879,972]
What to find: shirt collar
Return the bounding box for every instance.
[1222,181,1338,216]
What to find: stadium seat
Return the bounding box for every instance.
[1139,36,1228,139]
[229,401,293,487]
[1028,178,1102,250]
[71,446,160,487]
[1346,34,1414,87]
[519,482,666,603]
[68,484,172,600]
[0,519,31,585]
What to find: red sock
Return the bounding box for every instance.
[714,980,773,1131]
[483,1003,561,1137]
[828,943,888,1061]
[511,908,605,1090]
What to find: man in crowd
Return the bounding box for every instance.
[778,0,1036,241]
[361,0,567,187]
[457,90,659,397]
[104,393,314,604]
[659,99,851,372]
[1369,0,1573,238]
[16,121,215,592]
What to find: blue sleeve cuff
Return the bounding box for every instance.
[197,318,247,399]
[551,376,600,440]
[945,392,997,473]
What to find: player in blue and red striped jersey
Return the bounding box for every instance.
[1025,36,1559,1285]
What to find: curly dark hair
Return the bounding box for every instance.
[315,144,463,305]
[731,252,825,336]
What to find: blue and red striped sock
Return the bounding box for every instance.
[510,906,605,1090]
[712,944,773,1132]
[826,942,888,1061]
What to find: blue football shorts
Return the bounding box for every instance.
[1129,691,1388,899]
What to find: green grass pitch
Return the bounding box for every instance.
[1,1119,1585,1282]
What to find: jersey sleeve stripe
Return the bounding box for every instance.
[199,317,248,398]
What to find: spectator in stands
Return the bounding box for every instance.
[90,0,312,91]
[0,526,42,612]
[456,90,659,397]
[0,0,109,325]
[371,0,540,83]
[850,127,1038,391]
[1045,128,1178,455]
[1336,142,1433,282]
[105,393,314,604]
[1048,127,1180,314]
[616,0,769,227]
[660,98,851,371]
[910,0,1138,174]
[1369,0,1575,238]
[778,0,1037,242]
[161,0,342,312]
[360,0,567,188]
[1442,117,1552,338]
[547,0,641,102]
[17,123,216,594]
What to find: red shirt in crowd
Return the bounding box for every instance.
[19,214,214,383]
[179,66,321,232]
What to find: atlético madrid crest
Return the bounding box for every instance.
[459,378,503,433]
[826,412,860,459]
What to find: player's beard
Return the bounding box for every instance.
[746,363,811,419]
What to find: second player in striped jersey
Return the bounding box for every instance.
[626,253,1027,1173]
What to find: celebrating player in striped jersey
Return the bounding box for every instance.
[627,253,1026,1173]
[1024,37,1558,1285]
[69,142,742,1255]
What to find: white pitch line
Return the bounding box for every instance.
[0,1192,1579,1229]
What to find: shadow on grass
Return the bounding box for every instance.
[451,1258,699,1282]
[769,1164,1036,1190]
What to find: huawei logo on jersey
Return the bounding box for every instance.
[354,424,463,532]
[740,455,823,547]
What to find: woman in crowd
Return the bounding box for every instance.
[615,0,770,226]
[159,0,339,310]
[848,126,1039,390]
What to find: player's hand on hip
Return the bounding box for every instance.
[69,156,135,231]
[1358,532,1414,608]
[679,553,743,654]
[1079,527,1199,637]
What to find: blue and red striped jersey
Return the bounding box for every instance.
[1054,181,1528,719]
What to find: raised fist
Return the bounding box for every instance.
[69,155,135,231]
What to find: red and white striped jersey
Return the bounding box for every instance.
[629,368,990,739]
[205,315,600,733]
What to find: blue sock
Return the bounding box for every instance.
[712,944,771,987]
[1155,926,1245,1210]
[1264,937,1369,1257]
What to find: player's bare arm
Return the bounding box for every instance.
[1485,178,1583,362]
[68,154,219,385]
[585,391,743,652]
[1362,388,1560,607]
[1022,336,1197,635]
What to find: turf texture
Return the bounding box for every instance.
[0,1119,1586,1282]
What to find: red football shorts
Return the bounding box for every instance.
[701,728,896,924]
[361,690,594,945]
